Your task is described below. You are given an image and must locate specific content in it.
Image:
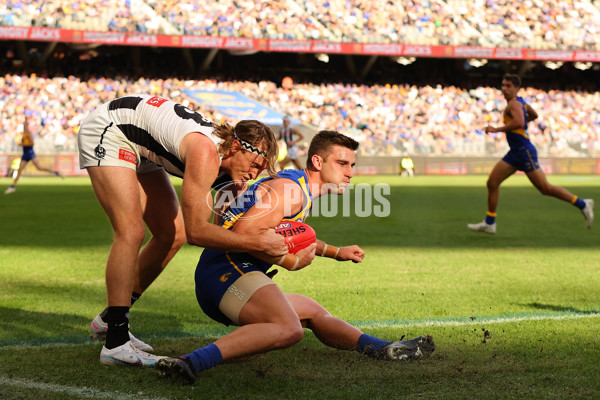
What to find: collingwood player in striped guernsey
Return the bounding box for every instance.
[78,95,287,367]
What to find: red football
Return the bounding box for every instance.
[274,221,316,254]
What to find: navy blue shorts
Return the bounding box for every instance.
[21,147,35,162]
[502,143,540,173]
[195,250,270,326]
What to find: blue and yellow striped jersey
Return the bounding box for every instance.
[503,96,531,149]
[220,169,313,231]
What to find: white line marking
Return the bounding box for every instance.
[0,376,168,400]
[1,312,598,351]
[0,312,598,397]
[353,312,600,329]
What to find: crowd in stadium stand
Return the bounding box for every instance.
[1,72,599,158]
[3,0,600,49]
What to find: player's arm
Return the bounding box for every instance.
[180,133,286,257]
[525,103,538,122]
[21,117,33,145]
[290,128,304,145]
[484,99,525,133]
[212,181,247,226]
[231,178,316,271]
[316,239,365,263]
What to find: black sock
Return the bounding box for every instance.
[130,292,142,306]
[99,292,141,323]
[99,307,109,322]
[105,306,130,349]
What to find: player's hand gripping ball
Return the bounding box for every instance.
[274,221,316,254]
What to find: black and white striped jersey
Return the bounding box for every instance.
[107,95,220,177]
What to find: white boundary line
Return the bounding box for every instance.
[354,312,600,329]
[1,312,598,351]
[0,312,598,398]
[0,376,168,400]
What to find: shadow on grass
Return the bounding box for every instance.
[523,302,599,314]
[0,306,189,348]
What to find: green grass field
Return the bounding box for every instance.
[1,175,599,399]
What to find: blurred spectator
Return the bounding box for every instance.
[1,71,599,158]
[3,0,600,49]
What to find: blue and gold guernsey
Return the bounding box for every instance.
[195,169,313,325]
[21,131,36,161]
[220,169,312,231]
[503,96,530,149]
[501,96,540,173]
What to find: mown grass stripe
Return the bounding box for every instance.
[0,376,168,400]
[1,311,598,350]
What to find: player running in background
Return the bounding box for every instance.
[156,130,435,385]
[79,95,287,367]
[468,74,594,234]
[4,113,62,194]
[277,116,304,170]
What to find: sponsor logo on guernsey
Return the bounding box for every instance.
[146,96,168,107]
[119,149,137,164]
[220,272,232,282]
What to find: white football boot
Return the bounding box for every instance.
[581,199,594,229]
[90,314,154,352]
[467,220,496,234]
[100,341,165,367]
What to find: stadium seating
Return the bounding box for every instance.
[2,0,600,49]
[1,73,598,157]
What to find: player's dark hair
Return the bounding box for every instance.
[213,120,278,175]
[502,73,521,88]
[307,130,359,169]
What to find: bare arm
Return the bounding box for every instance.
[316,239,365,263]
[180,133,286,256]
[21,117,34,146]
[484,99,526,134]
[231,178,316,271]
[211,181,246,226]
[525,103,538,122]
[290,128,304,145]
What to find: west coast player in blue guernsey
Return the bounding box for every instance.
[156,130,435,385]
[468,74,594,234]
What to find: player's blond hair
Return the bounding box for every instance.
[213,120,278,175]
